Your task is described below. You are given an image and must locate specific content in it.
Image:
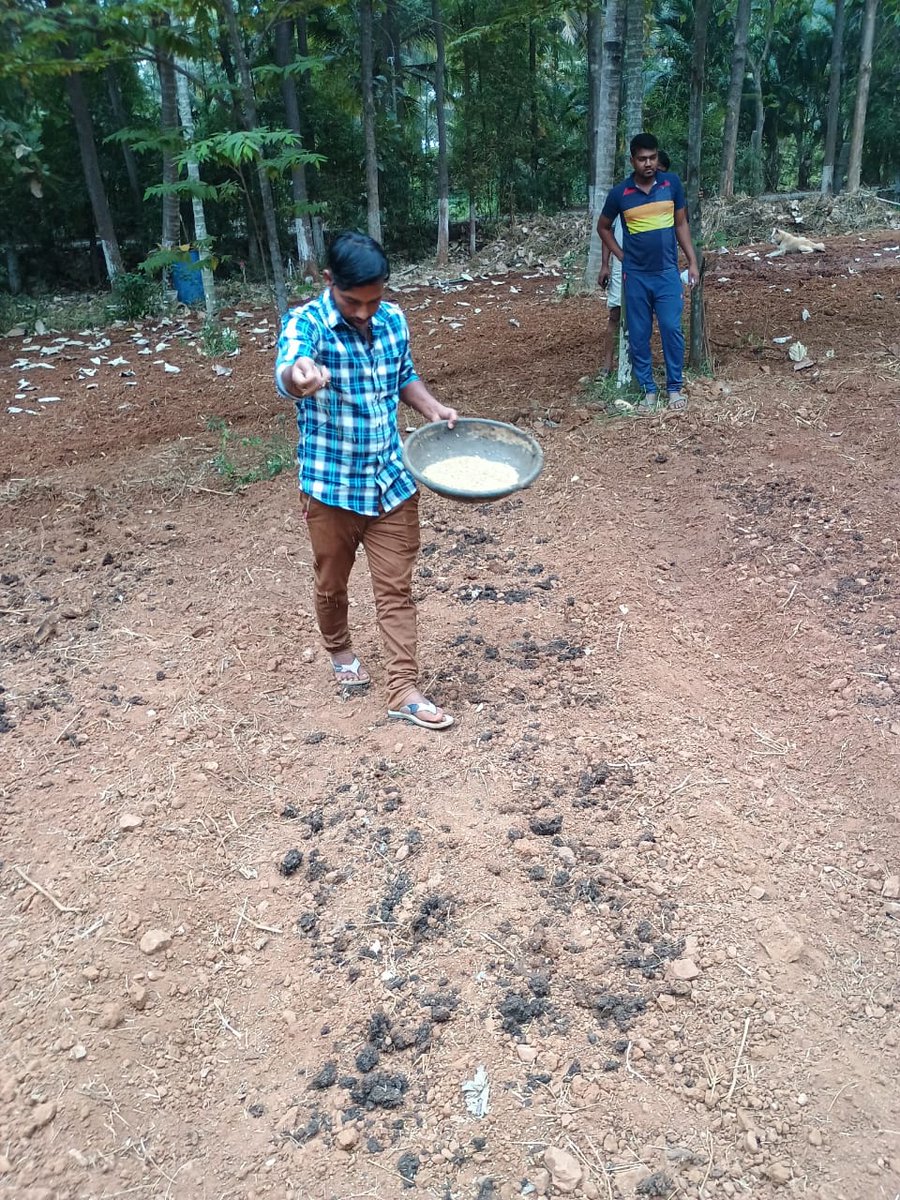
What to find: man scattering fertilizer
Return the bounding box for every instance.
[275,231,458,730]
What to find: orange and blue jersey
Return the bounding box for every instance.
[601,172,685,274]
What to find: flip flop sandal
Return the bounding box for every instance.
[636,393,659,417]
[387,701,454,730]
[331,656,370,688]
[667,391,688,412]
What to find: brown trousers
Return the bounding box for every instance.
[302,493,421,709]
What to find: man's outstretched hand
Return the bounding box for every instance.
[284,356,331,398]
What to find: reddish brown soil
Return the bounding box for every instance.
[1,231,899,1200]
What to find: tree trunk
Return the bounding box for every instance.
[763,106,779,191]
[747,2,775,198]
[585,0,625,290]
[586,1,602,192]
[433,0,449,264]
[295,16,325,261]
[275,18,317,279]
[529,23,539,191]
[63,70,124,281]
[383,0,401,119]
[686,0,710,371]
[106,67,142,207]
[796,132,812,191]
[846,0,878,192]
[748,58,765,195]
[5,244,22,295]
[622,0,644,167]
[155,37,180,257]
[359,0,382,243]
[462,35,477,260]
[219,0,287,312]
[821,0,845,194]
[175,63,217,321]
[719,0,752,197]
[835,139,850,194]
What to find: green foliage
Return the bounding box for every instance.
[143,178,238,203]
[252,56,324,87]
[138,245,218,276]
[109,271,161,320]
[205,415,295,488]
[200,320,239,357]
[188,128,318,168]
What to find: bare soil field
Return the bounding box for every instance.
[1,230,899,1200]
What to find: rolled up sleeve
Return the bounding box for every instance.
[275,309,319,398]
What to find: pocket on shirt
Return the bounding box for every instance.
[374,351,403,394]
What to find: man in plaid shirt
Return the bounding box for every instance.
[275,231,458,729]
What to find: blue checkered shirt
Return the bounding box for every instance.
[275,288,420,516]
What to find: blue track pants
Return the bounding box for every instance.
[623,268,685,394]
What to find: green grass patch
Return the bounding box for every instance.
[206,415,295,487]
[580,370,644,417]
[201,320,239,357]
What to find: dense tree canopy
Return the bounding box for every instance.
[1,0,897,295]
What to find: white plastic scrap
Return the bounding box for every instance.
[788,341,808,362]
[461,1065,490,1118]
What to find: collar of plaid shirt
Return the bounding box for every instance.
[277,287,420,517]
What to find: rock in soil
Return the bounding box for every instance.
[139,929,172,955]
[542,1146,582,1193]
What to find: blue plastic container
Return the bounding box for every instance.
[171,249,205,305]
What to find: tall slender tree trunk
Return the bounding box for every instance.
[63,70,124,281]
[295,16,325,261]
[622,0,644,167]
[585,0,625,290]
[821,0,846,194]
[275,18,317,278]
[763,107,780,191]
[106,67,142,207]
[359,0,382,243]
[45,0,122,281]
[462,37,477,259]
[846,0,878,192]
[155,37,180,258]
[5,245,22,295]
[383,0,401,119]
[528,23,539,193]
[719,0,752,197]
[216,24,264,267]
[586,1,602,193]
[433,0,449,264]
[219,0,287,312]
[747,2,775,197]
[175,63,217,321]
[687,0,710,371]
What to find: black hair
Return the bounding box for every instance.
[630,132,659,156]
[327,231,390,289]
[657,150,671,171]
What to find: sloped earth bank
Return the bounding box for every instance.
[1,231,899,1200]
